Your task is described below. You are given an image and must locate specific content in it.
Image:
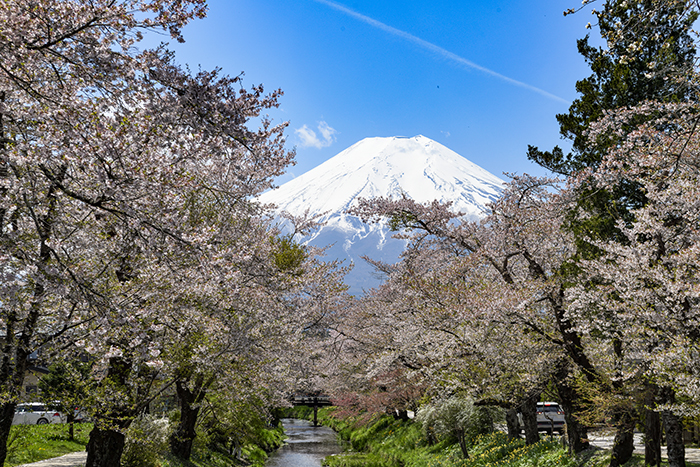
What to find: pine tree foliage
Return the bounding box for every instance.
[529,0,697,176]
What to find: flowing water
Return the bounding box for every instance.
[266,418,344,467]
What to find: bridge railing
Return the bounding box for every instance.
[291,395,333,406]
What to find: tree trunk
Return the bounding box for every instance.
[85,426,126,467]
[644,383,661,467]
[0,308,41,466]
[170,378,207,461]
[521,394,540,446]
[554,374,589,454]
[663,410,685,467]
[85,357,134,467]
[66,412,75,441]
[610,410,636,467]
[645,408,662,467]
[0,402,17,466]
[457,432,469,458]
[170,402,200,460]
[505,408,521,440]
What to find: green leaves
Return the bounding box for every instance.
[530,0,697,176]
[388,211,419,232]
[271,235,306,274]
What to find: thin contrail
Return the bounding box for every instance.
[313,0,568,104]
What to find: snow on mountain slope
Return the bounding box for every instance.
[258,135,505,293]
[260,135,503,223]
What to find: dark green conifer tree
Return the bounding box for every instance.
[529,0,697,176]
[530,1,697,254]
[529,0,697,271]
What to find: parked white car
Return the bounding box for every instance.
[13,403,65,425]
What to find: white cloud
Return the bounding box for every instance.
[295,121,338,148]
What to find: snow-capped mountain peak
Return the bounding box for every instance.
[258,135,505,293]
[259,135,504,224]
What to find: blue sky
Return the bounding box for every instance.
[146,0,600,183]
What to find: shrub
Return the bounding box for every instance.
[416,396,499,458]
[121,414,171,467]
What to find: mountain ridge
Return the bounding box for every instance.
[258,135,505,293]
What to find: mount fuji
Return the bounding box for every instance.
[258,135,505,294]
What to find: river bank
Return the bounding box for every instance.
[291,406,700,467]
[288,406,575,467]
[17,407,700,467]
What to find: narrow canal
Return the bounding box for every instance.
[266,418,344,467]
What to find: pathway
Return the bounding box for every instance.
[16,451,86,467]
[588,431,700,464]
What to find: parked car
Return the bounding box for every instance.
[72,406,89,423]
[13,402,65,425]
[519,402,566,434]
[535,402,565,434]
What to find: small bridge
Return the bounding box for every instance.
[290,394,333,426]
[291,395,333,407]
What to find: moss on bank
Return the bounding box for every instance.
[287,406,686,467]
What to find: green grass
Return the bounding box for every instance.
[2,420,284,467]
[576,449,700,467]
[160,450,245,467]
[298,408,700,467]
[4,423,91,467]
[321,419,578,467]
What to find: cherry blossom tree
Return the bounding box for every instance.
[347,176,617,452]
[568,101,700,467]
[528,1,699,462]
[331,229,556,440]
[0,1,307,465]
[164,230,350,461]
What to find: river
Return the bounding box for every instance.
[266,418,344,467]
